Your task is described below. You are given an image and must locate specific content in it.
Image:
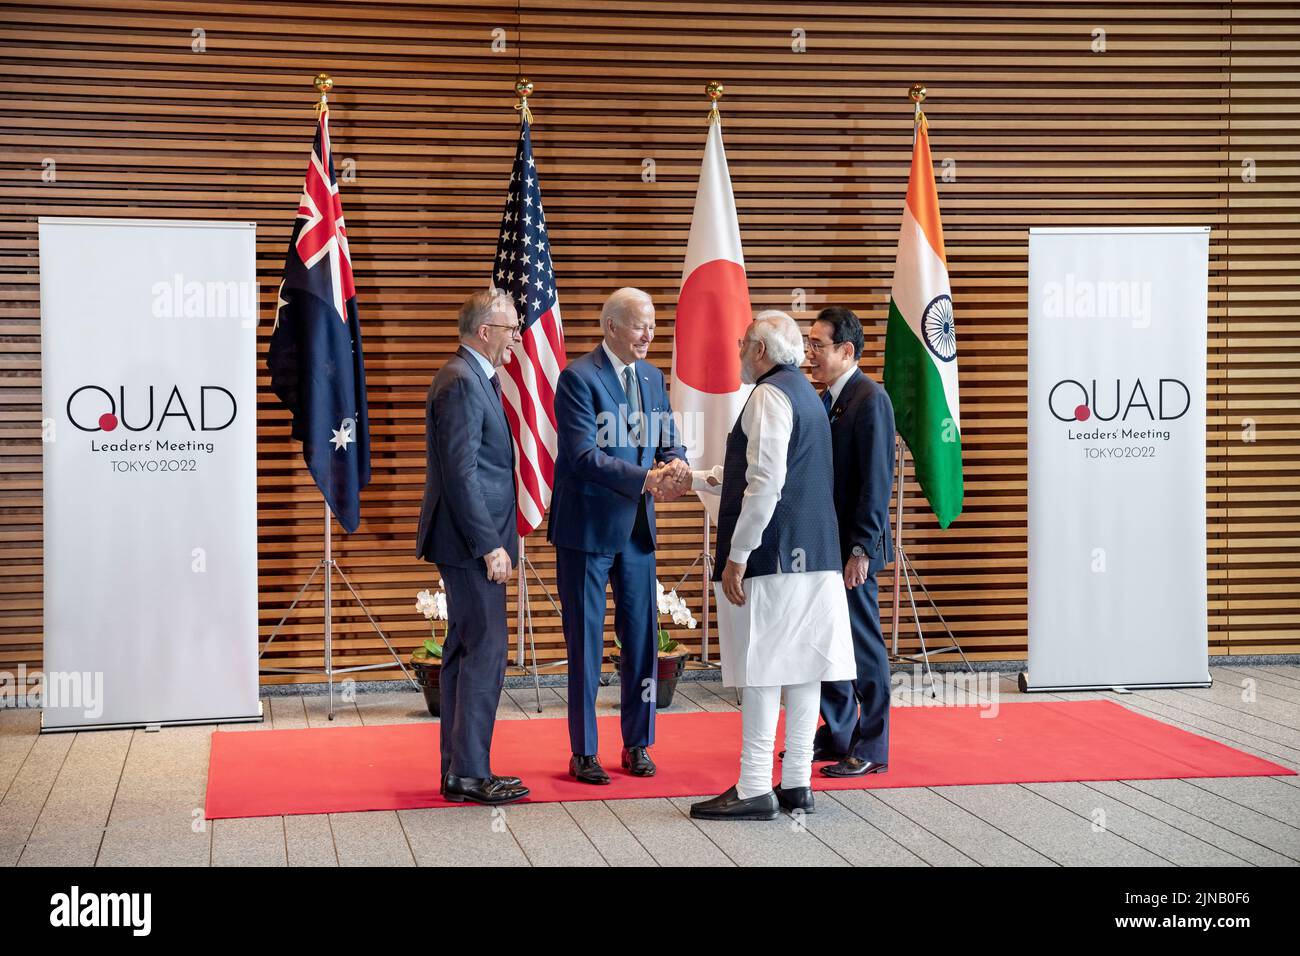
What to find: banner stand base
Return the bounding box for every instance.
[40,700,265,734]
[1018,671,1213,693]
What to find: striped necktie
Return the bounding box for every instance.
[624,366,643,445]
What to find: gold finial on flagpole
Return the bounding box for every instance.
[314,73,333,116]
[909,83,927,125]
[706,80,724,123]
[515,77,534,124]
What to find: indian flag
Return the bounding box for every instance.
[883,114,963,528]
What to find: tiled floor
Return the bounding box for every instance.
[1,664,1298,866]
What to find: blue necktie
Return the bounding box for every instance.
[624,366,643,446]
[822,388,833,416]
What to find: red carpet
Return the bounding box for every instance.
[205,700,1294,819]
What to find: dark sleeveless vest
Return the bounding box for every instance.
[712,363,841,580]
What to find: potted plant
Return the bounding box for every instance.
[412,583,447,717]
[610,580,696,709]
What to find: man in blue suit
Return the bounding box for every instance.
[416,288,529,805]
[806,307,896,778]
[548,288,690,784]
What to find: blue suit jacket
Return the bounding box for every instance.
[547,345,686,554]
[416,346,518,568]
[829,369,897,573]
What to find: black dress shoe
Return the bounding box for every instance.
[690,786,780,821]
[621,746,656,777]
[442,771,521,792]
[443,773,530,805]
[820,756,888,778]
[773,784,815,813]
[779,746,846,763]
[569,754,611,785]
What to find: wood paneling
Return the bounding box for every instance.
[1,1,1296,682]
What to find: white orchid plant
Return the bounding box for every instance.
[615,579,697,656]
[413,582,448,660]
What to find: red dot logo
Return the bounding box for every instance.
[1074,404,1090,422]
[99,412,119,431]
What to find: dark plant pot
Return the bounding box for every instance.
[411,656,442,717]
[612,651,688,709]
[655,653,687,709]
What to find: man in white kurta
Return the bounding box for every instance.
[689,311,855,821]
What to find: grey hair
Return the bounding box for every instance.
[752,310,805,366]
[458,287,514,337]
[600,287,654,331]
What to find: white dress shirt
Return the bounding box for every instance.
[826,364,857,409]
[463,342,497,381]
[601,340,636,394]
[603,340,657,492]
[692,380,855,688]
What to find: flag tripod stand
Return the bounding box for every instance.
[889,435,973,695]
[259,502,417,719]
[515,536,569,713]
[671,513,718,669]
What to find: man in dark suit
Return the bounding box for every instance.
[548,287,690,784]
[806,306,896,777]
[416,288,528,805]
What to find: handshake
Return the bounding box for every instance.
[645,459,692,502]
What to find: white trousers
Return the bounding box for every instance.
[735,680,822,800]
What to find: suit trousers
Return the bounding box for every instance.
[555,508,657,755]
[816,574,891,763]
[439,562,509,780]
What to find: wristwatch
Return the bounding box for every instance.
[851,545,866,558]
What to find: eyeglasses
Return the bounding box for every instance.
[737,338,757,350]
[484,322,524,335]
[804,338,840,354]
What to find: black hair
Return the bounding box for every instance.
[814,306,864,361]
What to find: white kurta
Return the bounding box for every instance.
[695,382,856,689]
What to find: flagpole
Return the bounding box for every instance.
[502,76,569,711]
[512,76,533,681]
[258,74,417,713]
[886,84,974,686]
[890,84,924,659]
[891,434,904,657]
[668,80,729,672]
[323,500,334,713]
[700,79,724,669]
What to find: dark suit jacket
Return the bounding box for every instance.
[547,344,686,554]
[829,369,897,573]
[416,345,518,567]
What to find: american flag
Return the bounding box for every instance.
[492,118,566,535]
[267,109,370,533]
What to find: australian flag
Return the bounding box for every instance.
[267,110,370,533]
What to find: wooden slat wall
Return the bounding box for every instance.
[1,1,1296,683]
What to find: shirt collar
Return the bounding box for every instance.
[462,343,496,380]
[601,340,634,381]
[828,365,857,406]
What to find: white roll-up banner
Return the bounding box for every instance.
[1027,227,1210,691]
[39,218,261,730]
